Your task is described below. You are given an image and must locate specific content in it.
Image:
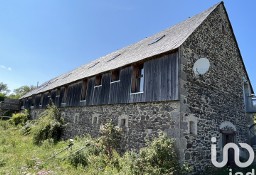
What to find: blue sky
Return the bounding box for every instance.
[0,0,255,93]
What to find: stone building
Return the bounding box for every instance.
[20,2,256,171]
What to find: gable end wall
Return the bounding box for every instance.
[179,3,254,171]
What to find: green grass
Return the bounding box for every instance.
[0,119,190,175]
[0,120,88,175]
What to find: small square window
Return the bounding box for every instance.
[92,116,98,125]
[189,121,197,135]
[120,119,126,127]
[111,69,120,82]
[118,116,128,128]
[95,75,102,86]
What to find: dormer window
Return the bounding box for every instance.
[111,69,120,82]
[95,75,102,87]
[131,64,144,93]
[80,79,88,101]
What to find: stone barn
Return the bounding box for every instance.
[20,2,256,171]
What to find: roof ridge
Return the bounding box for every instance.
[21,2,222,99]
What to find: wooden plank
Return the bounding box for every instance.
[24,51,179,109]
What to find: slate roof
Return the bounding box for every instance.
[22,2,221,98]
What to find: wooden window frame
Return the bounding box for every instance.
[131,64,144,93]
[95,75,102,87]
[111,69,120,82]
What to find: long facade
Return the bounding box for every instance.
[21,2,256,172]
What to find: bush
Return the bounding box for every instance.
[120,133,187,175]
[68,150,88,168]
[99,122,122,159]
[31,104,64,145]
[9,109,29,126]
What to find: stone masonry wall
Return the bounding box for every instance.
[30,101,180,152]
[179,3,254,172]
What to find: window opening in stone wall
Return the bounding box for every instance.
[222,24,227,35]
[189,121,196,135]
[80,79,88,101]
[120,118,126,127]
[92,116,98,125]
[111,69,120,82]
[131,64,144,93]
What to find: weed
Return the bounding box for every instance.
[9,109,29,126]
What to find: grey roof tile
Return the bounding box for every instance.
[22,2,220,98]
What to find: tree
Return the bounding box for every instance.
[9,85,36,99]
[0,82,10,95]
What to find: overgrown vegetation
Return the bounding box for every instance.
[31,104,64,145]
[0,106,190,174]
[9,109,29,126]
[99,122,122,159]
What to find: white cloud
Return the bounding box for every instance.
[0,65,12,71]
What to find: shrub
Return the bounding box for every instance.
[9,109,29,126]
[122,133,187,175]
[31,104,64,145]
[99,122,122,159]
[68,150,88,168]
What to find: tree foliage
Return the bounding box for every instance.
[9,85,36,99]
[31,104,64,145]
[0,82,10,95]
[9,110,29,126]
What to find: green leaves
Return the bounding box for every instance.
[31,104,64,145]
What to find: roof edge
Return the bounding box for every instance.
[221,2,254,94]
